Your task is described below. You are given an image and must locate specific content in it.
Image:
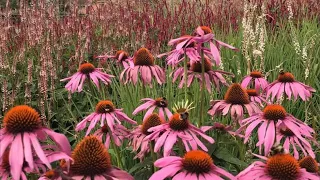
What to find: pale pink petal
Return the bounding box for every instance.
[9,134,24,180]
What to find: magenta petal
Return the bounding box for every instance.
[23,133,34,170]
[154,156,182,168]
[30,133,51,169]
[0,133,14,158]
[149,164,181,180]
[264,121,275,156]
[42,128,71,155]
[9,134,24,180]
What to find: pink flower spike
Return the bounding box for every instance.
[150,150,235,180]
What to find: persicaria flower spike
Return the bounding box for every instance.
[149,150,235,180]
[60,62,114,93]
[241,71,269,92]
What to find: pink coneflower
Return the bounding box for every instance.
[237,152,319,180]
[129,113,164,160]
[120,48,165,86]
[241,71,269,92]
[201,122,242,137]
[67,136,134,180]
[299,156,319,175]
[276,123,318,159]
[208,83,261,120]
[38,160,69,180]
[145,112,214,157]
[60,62,114,93]
[246,89,268,106]
[97,50,134,68]
[132,97,172,121]
[93,124,129,149]
[76,100,136,136]
[237,104,315,156]
[266,71,316,101]
[172,58,233,92]
[0,105,71,180]
[149,150,235,180]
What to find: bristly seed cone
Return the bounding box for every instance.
[246,89,258,96]
[250,71,262,78]
[101,124,109,134]
[133,48,154,66]
[299,156,319,173]
[44,170,57,178]
[70,136,111,176]
[190,58,212,73]
[182,150,213,174]
[280,128,294,137]
[267,154,300,180]
[278,72,295,82]
[115,50,129,61]
[155,97,168,107]
[263,105,286,121]
[141,113,164,135]
[3,105,41,134]
[79,62,95,74]
[224,84,250,104]
[169,113,189,131]
[200,26,213,34]
[95,100,115,113]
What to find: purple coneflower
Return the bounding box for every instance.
[299,156,319,175]
[172,58,233,92]
[93,124,129,149]
[241,71,269,92]
[97,50,134,68]
[237,104,315,156]
[60,62,114,93]
[0,105,71,180]
[149,150,235,180]
[76,100,136,136]
[208,83,261,120]
[237,152,319,180]
[132,97,172,121]
[246,89,268,106]
[129,113,164,160]
[201,122,242,137]
[38,160,69,180]
[146,112,214,157]
[120,48,165,86]
[266,71,316,101]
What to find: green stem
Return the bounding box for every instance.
[150,142,157,173]
[184,48,188,101]
[199,47,205,126]
[107,125,123,169]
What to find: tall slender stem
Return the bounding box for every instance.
[183,48,188,101]
[150,142,157,173]
[199,47,205,126]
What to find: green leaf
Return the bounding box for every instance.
[129,157,153,174]
[213,147,248,167]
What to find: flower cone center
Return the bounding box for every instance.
[250,71,262,78]
[3,105,41,134]
[95,100,115,113]
[44,170,57,178]
[182,150,213,174]
[263,105,286,121]
[177,35,196,48]
[278,72,295,82]
[299,156,319,173]
[224,84,250,104]
[115,50,129,61]
[190,58,212,73]
[141,113,163,135]
[133,48,154,66]
[280,128,294,137]
[246,89,258,96]
[169,113,189,131]
[267,154,300,180]
[79,62,95,74]
[155,97,168,108]
[200,26,213,34]
[70,136,111,176]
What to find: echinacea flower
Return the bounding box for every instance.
[276,123,318,159]
[201,122,242,137]
[93,124,129,149]
[97,50,134,68]
[246,89,268,106]
[67,136,134,180]
[299,156,319,174]
[237,152,319,180]
[120,48,165,86]
[241,71,269,92]
[149,150,235,180]
[208,83,261,120]
[129,113,164,160]
[0,105,71,180]
[146,112,214,157]
[38,160,70,180]
[132,97,172,121]
[76,100,137,136]
[60,62,114,93]
[237,104,315,156]
[173,58,233,92]
[266,71,316,101]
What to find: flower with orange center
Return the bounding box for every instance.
[68,136,133,179]
[246,89,268,106]
[120,47,165,86]
[237,104,316,157]
[208,83,261,120]
[132,97,172,121]
[200,122,242,138]
[145,111,214,157]
[76,100,136,136]
[299,156,319,173]
[93,123,129,149]
[241,71,269,92]
[266,71,315,101]
[149,150,235,180]
[96,50,133,68]
[0,105,71,180]
[237,152,319,180]
[60,61,114,93]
